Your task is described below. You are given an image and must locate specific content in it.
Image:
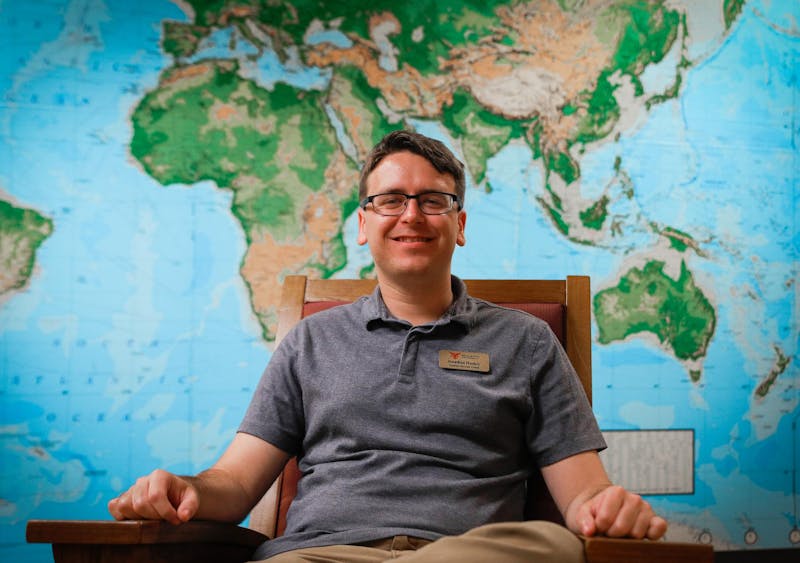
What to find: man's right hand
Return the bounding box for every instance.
[107,434,291,525]
[108,469,199,525]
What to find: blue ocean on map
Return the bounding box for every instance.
[0,0,267,555]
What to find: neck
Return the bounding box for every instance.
[377,273,454,326]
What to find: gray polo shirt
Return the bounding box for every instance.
[240,276,605,558]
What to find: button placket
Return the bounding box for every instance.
[397,330,419,383]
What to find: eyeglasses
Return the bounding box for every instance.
[360,192,461,216]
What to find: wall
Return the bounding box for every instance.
[1,1,797,560]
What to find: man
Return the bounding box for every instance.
[109,130,667,562]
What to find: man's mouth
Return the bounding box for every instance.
[393,236,433,243]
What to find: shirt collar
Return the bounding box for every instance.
[362,275,475,332]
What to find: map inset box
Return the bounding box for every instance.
[600,429,695,495]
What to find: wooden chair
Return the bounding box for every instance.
[27,275,714,563]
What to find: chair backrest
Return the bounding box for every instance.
[248,275,592,538]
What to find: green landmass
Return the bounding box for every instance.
[594,260,716,369]
[176,1,686,202]
[340,189,361,223]
[573,70,621,145]
[579,195,609,230]
[646,72,683,109]
[182,0,510,75]
[537,177,569,237]
[130,57,364,341]
[556,0,585,10]
[441,89,535,185]
[610,2,680,80]
[546,149,580,185]
[359,262,375,279]
[754,346,791,398]
[538,196,570,236]
[130,59,339,243]
[647,224,708,257]
[545,2,680,186]
[0,200,54,295]
[723,0,747,30]
[532,2,686,238]
[302,232,349,278]
[162,21,210,58]
[142,1,733,348]
[646,13,691,109]
[658,226,695,252]
[328,64,396,153]
[588,1,680,123]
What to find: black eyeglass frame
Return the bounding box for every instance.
[359,191,462,216]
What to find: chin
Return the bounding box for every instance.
[386,261,445,280]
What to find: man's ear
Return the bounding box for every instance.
[456,210,467,246]
[357,208,368,246]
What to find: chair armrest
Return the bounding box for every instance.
[581,535,714,563]
[27,520,715,563]
[26,519,267,563]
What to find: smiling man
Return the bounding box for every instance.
[109,130,666,562]
[356,139,467,326]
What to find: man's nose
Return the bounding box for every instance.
[400,197,424,221]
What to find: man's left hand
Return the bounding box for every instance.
[575,485,667,540]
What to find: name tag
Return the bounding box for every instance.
[438,350,490,373]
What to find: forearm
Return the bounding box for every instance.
[183,467,258,523]
[186,435,290,523]
[108,434,289,525]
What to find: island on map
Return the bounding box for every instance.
[0,199,53,301]
[754,345,791,398]
[594,260,716,381]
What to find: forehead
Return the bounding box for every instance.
[366,151,456,195]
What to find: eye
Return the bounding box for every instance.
[375,194,405,207]
[420,193,449,209]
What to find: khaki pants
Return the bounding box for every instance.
[259,521,584,562]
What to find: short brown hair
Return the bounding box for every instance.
[359,130,466,204]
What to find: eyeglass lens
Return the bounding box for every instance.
[370,193,456,215]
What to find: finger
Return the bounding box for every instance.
[109,491,133,519]
[603,493,643,537]
[621,499,654,539]
[107,496,124,520]
[175,486,199,522]
[592,486,626,535]
[574,501,598,536]
[647,515,669,540]
[147,472,182,524]
[110,489,146,520]
[130,477,158,519]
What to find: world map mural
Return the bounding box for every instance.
[1,1,798,559]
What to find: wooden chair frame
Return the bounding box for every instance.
[27,275,713,563]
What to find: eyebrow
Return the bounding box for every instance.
[371,189,456,196]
